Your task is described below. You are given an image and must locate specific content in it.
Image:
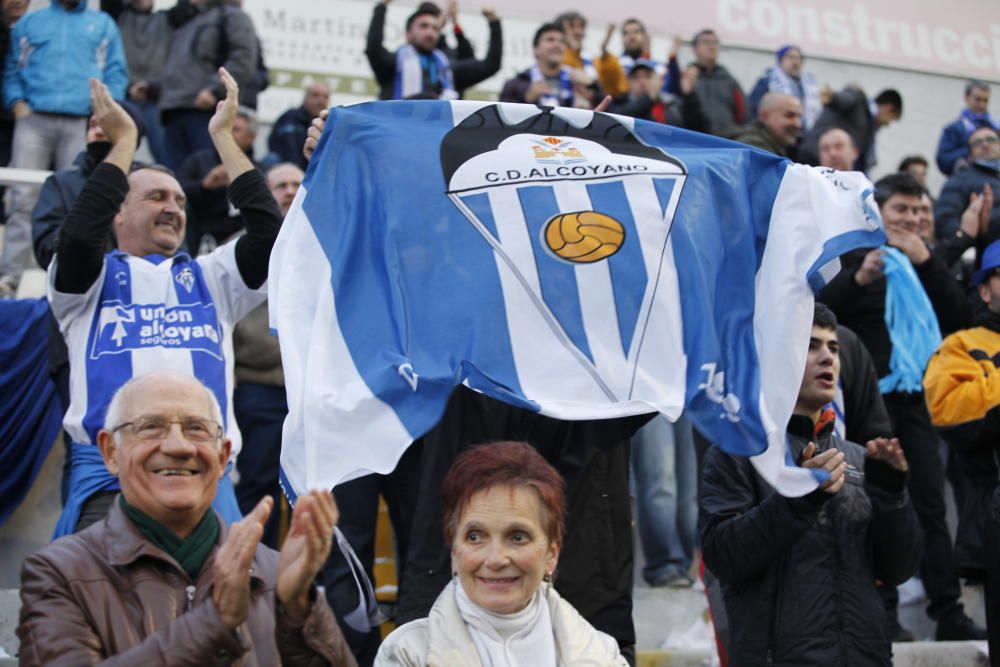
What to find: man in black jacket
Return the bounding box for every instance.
[701,303,922,667]
[935,126,1000,242]
[818,173,984,641]
[266,83,328,171]
[365,0,501,100]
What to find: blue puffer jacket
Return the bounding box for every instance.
[3,0,127,116]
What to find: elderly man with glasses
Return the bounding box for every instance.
[935,125,1000,244]
[17,370,357,666]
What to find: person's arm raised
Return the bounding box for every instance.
[207,68,282,290]
[209,68,254,182]
[53,80,137,294]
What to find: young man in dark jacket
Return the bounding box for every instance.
[701,303,922,666]
[819,172,985,641]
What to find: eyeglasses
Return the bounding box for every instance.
[970,135,999,149]
[112,416,223,443]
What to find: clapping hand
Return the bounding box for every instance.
[212,497,272,629]
[303,108,329,161]
[865,437,908,472]
[208,67,239,138]
[89,78,136,147]
[800,442,847,494]
[276,490,340,622]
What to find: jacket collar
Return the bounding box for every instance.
[426,579,623,666]
[103,498,267,586]
[786,411,836,460]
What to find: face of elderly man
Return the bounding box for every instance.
[98,371,230,537]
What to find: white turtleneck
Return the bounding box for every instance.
[454,578,558,667]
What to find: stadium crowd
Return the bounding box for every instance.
[2,0,1000,665]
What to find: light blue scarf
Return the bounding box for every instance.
[878,246,942,394]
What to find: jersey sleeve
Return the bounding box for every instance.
[197,239,267,326]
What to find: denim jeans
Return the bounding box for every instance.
[631,414,697,584]
[0,112,85,282]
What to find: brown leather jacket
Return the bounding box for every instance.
[17,500,358,667]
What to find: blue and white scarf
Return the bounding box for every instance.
[394,44,456,100]
[766,65,822,129]
[878,246,942,394]
[960,108,1000,136]
[530,64,574,107]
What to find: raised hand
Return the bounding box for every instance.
[865,437,908,472]
[208,67,239,138]
[303,108,329,162]
[593,94,612,113]
[89,78,137,147]
[600,23,615,55]
[960,183,994,238]
[212,497,272,629]
[277,490,339,622]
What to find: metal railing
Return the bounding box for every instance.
[0,167,52,187]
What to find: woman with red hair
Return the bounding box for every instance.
[375,440,627,666]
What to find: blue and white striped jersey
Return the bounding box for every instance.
[49,241,266,457]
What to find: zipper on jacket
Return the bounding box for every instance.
[185,585,196,612]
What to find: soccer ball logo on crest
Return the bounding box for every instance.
[544,210,625,263]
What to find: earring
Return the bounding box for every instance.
[543,572,552,583]
[452,570,457,577]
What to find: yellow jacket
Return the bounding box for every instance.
[563,49,628,99]
[924,327,1000,429]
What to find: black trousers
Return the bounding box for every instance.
[881,391,963,623]
[394,387,649,665]
[233,382,287,550]
[316,439,424,667]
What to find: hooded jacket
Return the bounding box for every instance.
[700,415,922,667]
[158,0,259,113]
[3,0,128,116]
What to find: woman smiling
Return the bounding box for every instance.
[375,441,627,666]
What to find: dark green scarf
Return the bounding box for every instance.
[119,495,219,581]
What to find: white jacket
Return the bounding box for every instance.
[374,580,628,667]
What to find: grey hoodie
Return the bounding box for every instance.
[158,0,258,113]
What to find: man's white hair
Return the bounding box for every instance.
[104,370,223,443]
